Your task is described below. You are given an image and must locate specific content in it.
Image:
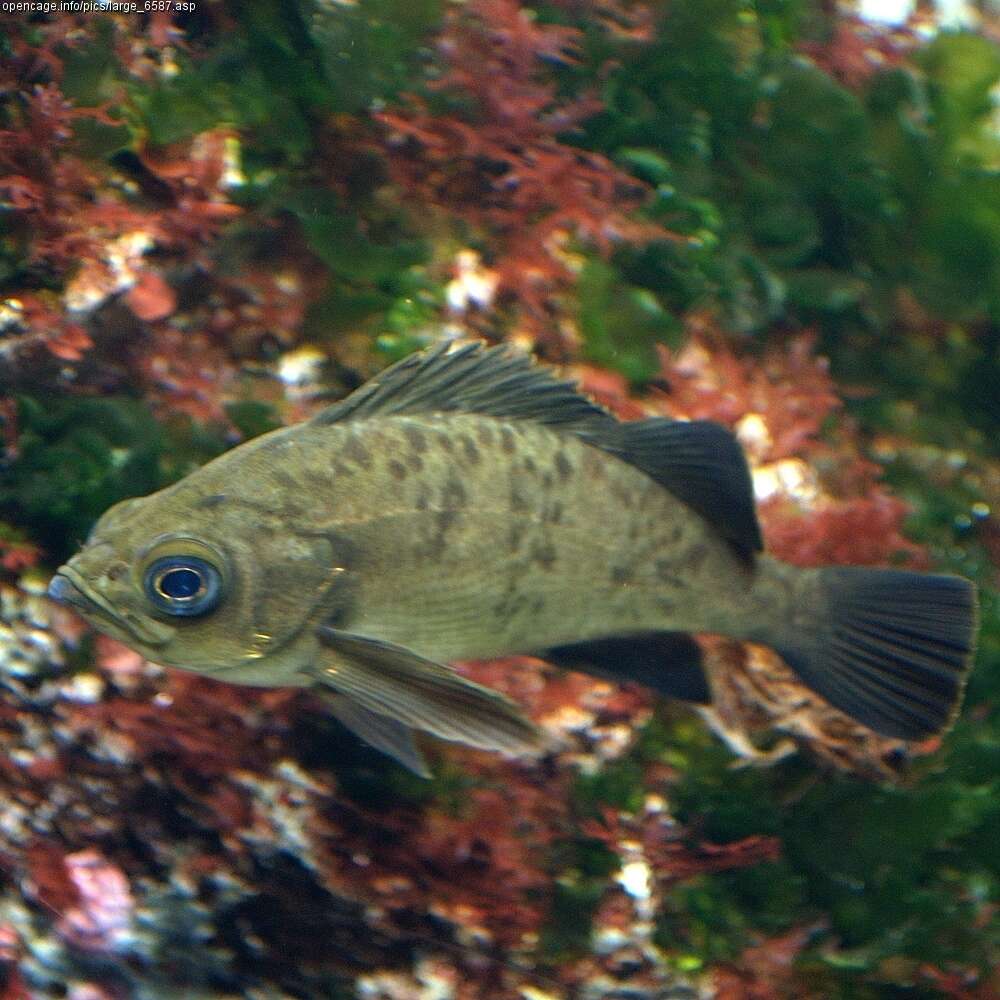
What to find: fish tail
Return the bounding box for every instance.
[766,566,977,740]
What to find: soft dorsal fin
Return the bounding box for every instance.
[314,340,762,559]
[617,418,762,560]
[312,339,614,438]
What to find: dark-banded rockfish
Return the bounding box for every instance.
[48,341,978,775]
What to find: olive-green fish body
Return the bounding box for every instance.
[50,341,977,775]
[322,412,771,660]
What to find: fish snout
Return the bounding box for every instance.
[47,572,79,605]
[47,572,101,617]
[47,569,99,614]
[47,568,174,647]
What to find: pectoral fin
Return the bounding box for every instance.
[318,692,431,777]
[312,627,542,756]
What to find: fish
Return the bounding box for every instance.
[48,340,978,776]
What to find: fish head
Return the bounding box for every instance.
[49,484,345,676]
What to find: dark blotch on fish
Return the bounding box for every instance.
[684,543,709,572]
[304,470,333,493]
[269,468,299,492]
[531,540,557,570]
[612,484,635,509]
[344,436,372,468]
[508,523,526,553]
[510,485,529,513]
[426,508,460,559]
[655,559,683,588]
[460,436,481,464]
[196,494,228,509]
[442,476,467,508]
[404,425,427,453]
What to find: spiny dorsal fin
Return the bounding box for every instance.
[314,340,761,559]
[312,339,614,438]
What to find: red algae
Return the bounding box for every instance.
[379,0,667,343]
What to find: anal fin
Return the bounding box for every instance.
[542,632,711,704]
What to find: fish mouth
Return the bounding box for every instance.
[48,566,172,647]
[47,573,93,611]
[48,570,104,615]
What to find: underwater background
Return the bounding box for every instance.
[0,0,998,997]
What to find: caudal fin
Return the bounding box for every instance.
[772,568,977,740]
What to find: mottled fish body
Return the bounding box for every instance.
[278,412,767,661]
[50,341,978,775]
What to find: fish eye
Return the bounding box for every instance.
[144,555,222,617]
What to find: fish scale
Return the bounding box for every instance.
[334,413,740,660]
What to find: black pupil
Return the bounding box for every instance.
[160,567,202,599]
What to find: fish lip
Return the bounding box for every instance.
[49,565,171,647]
[47,572,85,608]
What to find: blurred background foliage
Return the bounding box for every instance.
[1,0,999,996]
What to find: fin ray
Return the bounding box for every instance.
[319,693,431,777]
[772,568,976,739]
[313,627,541,755]
[312,340,614,438]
